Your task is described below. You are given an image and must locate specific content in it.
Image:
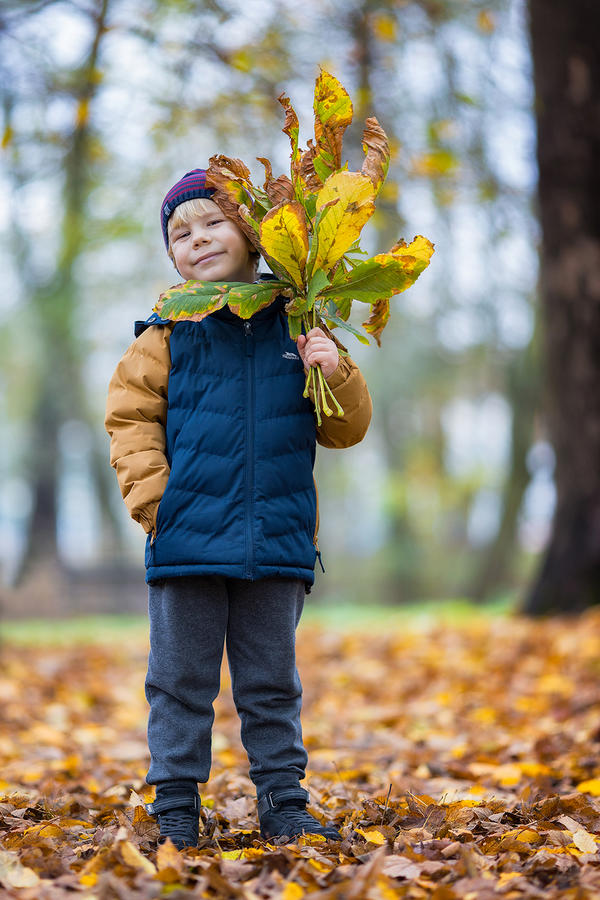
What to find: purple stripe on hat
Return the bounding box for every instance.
[160,168,215,249]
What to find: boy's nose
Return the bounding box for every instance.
[191,226,210,245]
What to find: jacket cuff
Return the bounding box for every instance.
[303,356,351,393]
[137,500,160,535]
[324,356,351,390]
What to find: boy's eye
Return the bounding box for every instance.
[174,230,189,240]
[208,219,223,226]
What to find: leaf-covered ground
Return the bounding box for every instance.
[2,608,600,898]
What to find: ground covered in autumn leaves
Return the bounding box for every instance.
[2,607,600,898]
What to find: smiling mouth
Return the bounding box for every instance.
[194,252,224,265]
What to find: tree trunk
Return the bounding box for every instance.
[523,0,600,614]
[16,0,111,586]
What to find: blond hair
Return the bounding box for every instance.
[167,198,260,273]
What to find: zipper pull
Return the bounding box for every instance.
[244,321,253,356]
[316,549,325,573]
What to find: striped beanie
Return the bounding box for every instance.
[160,169,215,249]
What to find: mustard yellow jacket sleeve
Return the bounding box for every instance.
[306,354,373,449]
[104,325,172,535]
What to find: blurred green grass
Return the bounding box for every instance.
[0,594,519,645]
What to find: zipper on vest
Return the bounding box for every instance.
[243,321,255,577]
[315,543,325,573]
[312,475,324,571]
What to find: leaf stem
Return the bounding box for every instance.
[320,372,344,417]
[312,366,322,426]
[316,365,333,417]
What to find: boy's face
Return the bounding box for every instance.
[170,200,257,283]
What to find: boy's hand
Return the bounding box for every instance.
[297,328,339,379]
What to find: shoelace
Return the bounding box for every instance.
[158,808,198,841]
[273,803,338,836]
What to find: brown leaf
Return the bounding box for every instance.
[361,117,390,195]
[382,854,421,878]
[257,157,294,205]
[362,297,390,346]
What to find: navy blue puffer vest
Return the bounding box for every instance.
[139,297,318,587]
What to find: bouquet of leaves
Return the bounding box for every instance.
[154,70,434,424]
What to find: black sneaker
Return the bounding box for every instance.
[258,787,342,842]
[145,781,201,850]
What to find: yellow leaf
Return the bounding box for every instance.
[477,10,496,33]
[411,149,458,177]
[572,829,598,853]
[312,70,353,182]
[75,98,89,129]
[518,761,552,777]
[537,673,574,695]
[496,764,522,787]
[356,827,386,845]
[371,13,397,41]
[282,883,305,900]
[120,840,157,874]
[80,873,98,886]
[376,878,403,900]
[469,706,496,724]
[230,48,253,72]
[155,871,184,886]
[157,838,184,873]
[501,828,542,843]
[24,822,65,838]
[516,828,542,843]
[309,171,375,276]
[497,873,522,886]
[259,201,309,290]
[389,235,435,269]
[577,778,600,796]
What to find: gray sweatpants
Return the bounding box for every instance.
[145,575,308,797]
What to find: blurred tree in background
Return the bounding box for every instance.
[1,0,589,616]
[523,0,600,614]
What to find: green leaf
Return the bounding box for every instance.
[284,295,309,317]
[322,297,351,322]
[320,256,410,303]
[307,269,330,306]
[320,235,434,305]
[153,280,293,323]
[321,309,370,344]
[287,315,303,341]
[154,281,230,322]
[227,281,294,319]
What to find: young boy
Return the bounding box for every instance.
[105,168,372,849]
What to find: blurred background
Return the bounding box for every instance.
[0,0,596,619]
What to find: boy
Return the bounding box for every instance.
[105,168,372,849]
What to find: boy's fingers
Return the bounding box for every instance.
[305,336,334,350]
[305,327,327,339]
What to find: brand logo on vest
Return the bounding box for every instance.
[282,351,300,360]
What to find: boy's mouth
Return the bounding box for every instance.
[194,252,224,265]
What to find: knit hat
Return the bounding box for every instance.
[160,169,215,249]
